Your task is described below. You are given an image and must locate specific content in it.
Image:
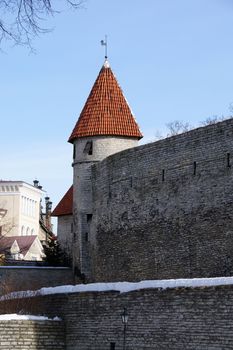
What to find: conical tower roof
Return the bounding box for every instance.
[68,60,143,143]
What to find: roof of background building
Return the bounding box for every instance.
[51,186,73,217]
[0,236,38,256]
[68,60,143,142]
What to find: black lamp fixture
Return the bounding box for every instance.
[121,307,128,350]
[121,307,128,325]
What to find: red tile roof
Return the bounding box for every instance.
[51,186,73,217]
[68,60,143,142]
[0,236,37,256]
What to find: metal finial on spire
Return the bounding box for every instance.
[100,35,108,59]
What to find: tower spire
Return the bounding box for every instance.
[100,35,108,60]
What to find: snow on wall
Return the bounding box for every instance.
[2,276,233,300]
[0,314,61,321]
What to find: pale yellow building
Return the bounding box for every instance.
[0,181,46,261]
[0,181,43,237]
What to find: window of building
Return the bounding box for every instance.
[193,161,197,175]
[26,227,30,236]
[73,144,76,160]
[83,141,93,155]
[87,214,92,223]
[31,229,34,235]
[162,169,165,182]
[21,226,25,236]
[227,153,231,168]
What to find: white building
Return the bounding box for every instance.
[0,180,48,261]
[0,181,43,237]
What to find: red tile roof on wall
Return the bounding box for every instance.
[68,60,143,142]
[51,186,73,217]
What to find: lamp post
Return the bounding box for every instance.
[121,307,128,350]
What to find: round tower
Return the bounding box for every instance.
[68,59,143,281]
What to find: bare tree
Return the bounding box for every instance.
[200,115,226,126]
[0,0,84,48]
[166,120,192,137]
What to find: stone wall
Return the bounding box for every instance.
[0,320,65,350]
[2,284,233,349]
[57,214,73,257]
[72,135,139,280]
[0,266,74,295]
[91,118,233,282]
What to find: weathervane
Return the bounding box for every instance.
[101,35,108,59]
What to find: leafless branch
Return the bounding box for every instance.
[200,115,226,126]
[166,120,192,137]
[0,0,85,48]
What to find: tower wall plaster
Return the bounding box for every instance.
[72,136,138,279]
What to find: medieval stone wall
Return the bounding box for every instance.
[0,266,74,295]
[91,118,233,282]
[72,135,139,279]
[57,214,73,256]
[2,285,233,349]
[0,319,65,350]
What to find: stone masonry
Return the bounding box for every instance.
[0,320,65,350]
[89,118,233,282]
[2,284,233,349]
[0,266,74,295]
[72,135,138,280]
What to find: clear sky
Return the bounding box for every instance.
[1,0,233,228]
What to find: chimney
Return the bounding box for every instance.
[45,196,52,231]
[33,179,39,188]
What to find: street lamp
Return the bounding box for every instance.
[121,307,128,350]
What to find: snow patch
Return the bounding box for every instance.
[0,266,70,269]
[0,314,61,321]
[1,276,233,301]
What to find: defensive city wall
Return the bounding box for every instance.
[2,120,233,349]
[90,118,233,282]
[0,266,74,294]
[1,283,233,349]
[0,319,65,350]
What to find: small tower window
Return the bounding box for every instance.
[87,214,92,223]
[73,144,76,160]
[193,161,197,175]
[85,232,89,242]
[162,169,165,182]
[83,141,93,155]
[227,153,231,168]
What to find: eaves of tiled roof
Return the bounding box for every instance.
[51,186,73,217]
[68,60,143,142]
[0,236,37,256]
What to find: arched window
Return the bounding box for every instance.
[21,226,25,236]
[26,227,30,236]
[31,229,34,236]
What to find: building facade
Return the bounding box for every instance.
[0,181,43,238]
[0,180,52,261]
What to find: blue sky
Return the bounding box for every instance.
[1,0,233,225]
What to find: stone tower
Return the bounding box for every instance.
[68,59,142,281]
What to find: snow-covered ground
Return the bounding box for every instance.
[1,276,233,301]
